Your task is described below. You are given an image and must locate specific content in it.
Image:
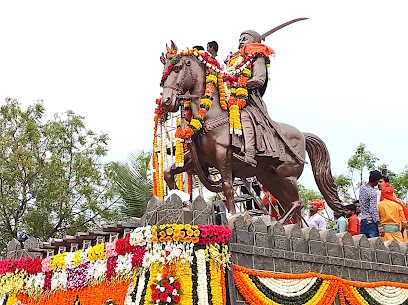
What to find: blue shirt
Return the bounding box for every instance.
[359,184,380,225]
[335,216,348,233]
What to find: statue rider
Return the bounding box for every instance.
[228,30,278,167]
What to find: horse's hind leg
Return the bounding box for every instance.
[258,173,303,226]
[164,151,193,190]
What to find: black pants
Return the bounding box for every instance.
[242,184,261,210]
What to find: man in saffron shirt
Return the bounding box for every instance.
[345,204,360,236]
[377,184,407,243]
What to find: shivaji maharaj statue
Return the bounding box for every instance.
[225,29,306,167]
[159,18,343,224]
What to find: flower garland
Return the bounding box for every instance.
[176,68,218,140]
[232,264,408,305]
[174,118,184,169]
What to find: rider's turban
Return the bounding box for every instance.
[310,199,325,210]
[240,30,262,43]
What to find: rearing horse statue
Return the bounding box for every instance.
[161,42,343,224]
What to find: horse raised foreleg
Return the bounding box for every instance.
[164,150,193,190]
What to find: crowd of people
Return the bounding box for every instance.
[304,170,407,243]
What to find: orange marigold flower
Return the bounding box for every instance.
[166,228,173,235]
[160,231,166,237]
[165,236,172,242]
[185,236,192,243]
[192,237,199,243]
[194,230,200,236]
[187,229,194,236]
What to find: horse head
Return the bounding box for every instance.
[161,41,205,112]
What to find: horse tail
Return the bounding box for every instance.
[304,132,343,216]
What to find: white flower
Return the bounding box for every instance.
[26,273,45,290]
[51,269,68,291]
[156,273,162,281]
[64,252,76,269]
[166,296,171,303]
[115,253,133,275]
[160,286,165,292]
[169,276,174,283]
[79,248,90,265]
[172,290,178,296]
[87,259,107,281]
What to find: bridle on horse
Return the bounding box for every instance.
[162,56,201,107]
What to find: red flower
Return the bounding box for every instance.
[173,295,180,303]
[166,285,174,293]
[150,283,157,290]
[152,292,159,301]
[160,292,168,302]
[173,281,181,290]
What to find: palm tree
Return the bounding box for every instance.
[110,150,153,218]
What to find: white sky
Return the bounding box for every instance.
[1,0,408,197]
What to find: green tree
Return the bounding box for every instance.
[110,150,153,218]
[333,174,352,204]
[347,143,379,198]
[0,98,118,251]
[390,167,408,204]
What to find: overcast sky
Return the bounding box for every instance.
[1,1,407,197]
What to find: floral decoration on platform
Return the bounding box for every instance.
[0,224,231,305]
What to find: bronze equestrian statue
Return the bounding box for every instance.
[160,29,343,225]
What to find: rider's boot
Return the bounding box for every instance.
[233,116,257,167]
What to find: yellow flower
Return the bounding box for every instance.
[200,98,212,108]
[206,74,217,83]
[166,228,174,235]
[190,118,202,130]
[73,250,82,266]
[187,229,194,237]
[242,68,251,77]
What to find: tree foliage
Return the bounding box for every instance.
[347,143,379,199]
[0,98,119,251]
[110,150,153,218]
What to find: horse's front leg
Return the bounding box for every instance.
[164,150,193,190]
[215,148,236,214]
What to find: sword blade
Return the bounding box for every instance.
[261,17,309,41]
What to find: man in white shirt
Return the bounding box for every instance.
[305,199,327,231]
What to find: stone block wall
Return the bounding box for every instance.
[228,213,408,304]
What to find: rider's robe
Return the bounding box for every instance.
[232,55,304,163]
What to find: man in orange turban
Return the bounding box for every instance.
[378,173,408,241]
[377,184,407,243]
[304,199,327,231]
